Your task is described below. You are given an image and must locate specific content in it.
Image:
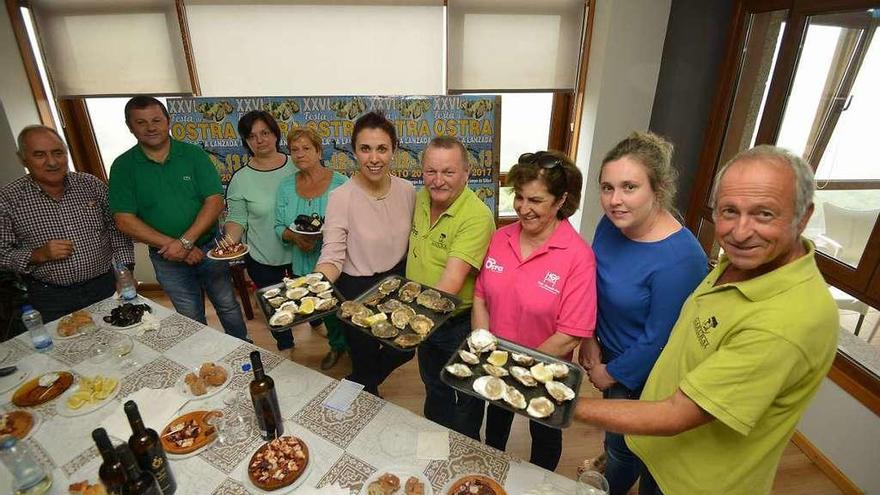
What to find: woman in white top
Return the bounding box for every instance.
[316,111,416,396]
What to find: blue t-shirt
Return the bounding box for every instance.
[593,215,707,391]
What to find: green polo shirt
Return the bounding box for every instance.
[406,187,495,311]
[108,139,224,246]
[626,241,838,495]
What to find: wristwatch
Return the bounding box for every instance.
[178,236,194,250]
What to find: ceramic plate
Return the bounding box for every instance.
[207,244,250,261]
[359,467,433,495]
[56,376,120,417]
[174,363,232,400]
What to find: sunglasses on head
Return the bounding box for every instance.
[518,151,563,169]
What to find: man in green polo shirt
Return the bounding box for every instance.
[573,145,838,494]
[108,96,249,341]
[406,136,495,440]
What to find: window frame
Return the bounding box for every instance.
[688,0,880,415]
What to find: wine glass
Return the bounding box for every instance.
[89,339,112,365]
[107,333,137,371]
[576,470,609,495]
[210,390,250,446]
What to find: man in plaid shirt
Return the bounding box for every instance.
[0,125,135,322]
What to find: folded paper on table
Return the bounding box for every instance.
[100,387,188,440]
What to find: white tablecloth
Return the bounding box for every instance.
[0,295,576,494]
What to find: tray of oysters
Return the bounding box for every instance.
[336,275,461,351]
[256,273,344,332]
[441,329,583,429]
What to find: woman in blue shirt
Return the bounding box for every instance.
[579,132,707,495]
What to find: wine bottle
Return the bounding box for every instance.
[249,350,284,440]
[123,400,177,495]
[118,445,162,495]
[92,428,126,495]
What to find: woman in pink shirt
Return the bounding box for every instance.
[316,111,416,396]
[473,150,597,471]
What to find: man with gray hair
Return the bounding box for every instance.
[0,125,134,322]
[574,145,838,494]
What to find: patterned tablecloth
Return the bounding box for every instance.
[0,296,577,494]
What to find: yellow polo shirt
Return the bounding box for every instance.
[405,187,494,311]
[627,241,838,495]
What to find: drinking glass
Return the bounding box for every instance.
[88,340,112,365]
[107,333,137,371]
[576,470,609,495]
[210,390,251,446]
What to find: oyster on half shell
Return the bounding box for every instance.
[398,281,422,302]
[377,299,404,314]
[390,306,416,329]
[267,297,286,308]
[262,288,281,299]
[416,288,442,307]
[546,363,570,379]
[510,366,538,387]
[361,291,384,307]
[371,321,398,338]
[378,277,402,295]
[269,309,295,327]
[339,301,361,318]
[445,363,473,378]
[545,381,575,403]
[511,352,535,366]
[409,314,435,336]
[482,364,509,378]
[502,385,527,410]
[285,287,309,300]
[526,397,556,418]
[472,376,505,401]
[304,273,324,285]
[430,297,456,313]
[283,276,308,288]
[278,300,298,312]
[394,333,423,348]
[308,281,331,294]
[315,297,338,312]
[467,328,497,354]
[458,349,480,365]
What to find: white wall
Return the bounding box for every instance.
[799,378,880,493]
[0,8,39,186]
[570,0,672,238]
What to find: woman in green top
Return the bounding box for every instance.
[275,127,348,369]
[224,110,295,350]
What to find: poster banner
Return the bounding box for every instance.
[166,95,501,215]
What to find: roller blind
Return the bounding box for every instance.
[30,0,192,97]
[447,0,586,91]
[185,1,445,96]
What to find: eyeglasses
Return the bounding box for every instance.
[518,151,563,169]
[246,129,273,141]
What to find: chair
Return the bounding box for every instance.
[816,202,879,267]
[815,203,879,336]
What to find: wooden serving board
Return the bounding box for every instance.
[160,410,219,455]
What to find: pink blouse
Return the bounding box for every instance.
[317,176,416,277]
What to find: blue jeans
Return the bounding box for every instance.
[149,245,249,341]
[604,383,644,495]
[417,311,483,440]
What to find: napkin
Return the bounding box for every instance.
[138,311,160,333]
[416,430,449,460]
[295,484,351,495]
[100,387,188,440]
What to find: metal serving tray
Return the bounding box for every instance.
[335,275,462,351]
[440,335,584,429]
[255,274,346,332]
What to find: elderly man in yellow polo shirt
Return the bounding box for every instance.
[406,136,495,440]
[574,145,838,494]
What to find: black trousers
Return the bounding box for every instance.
[25,270,116,323]
[485,403,563,471]
[245,255,294,350]
[335,259,413,396]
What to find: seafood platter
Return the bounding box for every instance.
[256,273,344,331]
[441,329,583,429]
[337,275,461,351]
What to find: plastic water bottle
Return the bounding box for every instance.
[114,263,137,301]
[21,305,52,353]
[0,433,53,494]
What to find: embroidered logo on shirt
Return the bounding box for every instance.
[182,176,192,181]
[485,257,504,273]
[538,271,562,295]
[692,315,718,349]
[432,232,448,250]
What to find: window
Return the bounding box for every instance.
[689,0,880,414]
